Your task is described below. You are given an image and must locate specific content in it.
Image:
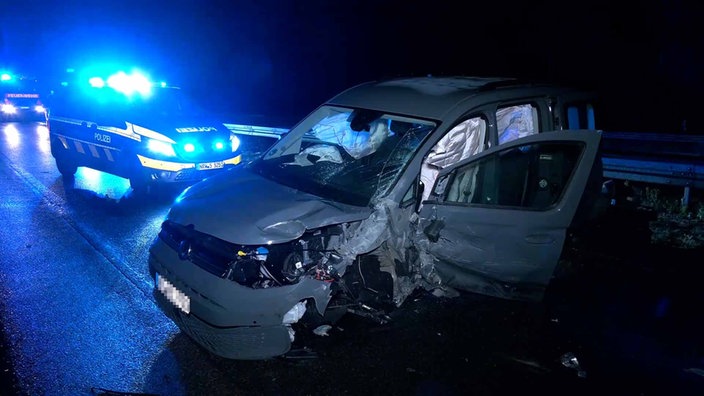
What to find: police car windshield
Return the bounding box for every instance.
[49,86,204,124]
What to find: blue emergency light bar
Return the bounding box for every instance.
[87,70,160,97]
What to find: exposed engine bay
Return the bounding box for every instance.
[158,206,424,326]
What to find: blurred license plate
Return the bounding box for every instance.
[197,161,224,170]
[156,273,190,314]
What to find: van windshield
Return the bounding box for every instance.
[250,106,435,206]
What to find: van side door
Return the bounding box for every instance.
[416,130,602,301]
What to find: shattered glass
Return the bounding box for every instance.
[254,106,434,207]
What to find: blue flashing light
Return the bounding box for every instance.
[214,141,225,150]
[1,73,12,82]
[66,68,75,73]
[88,77,105,88]
[107,71,152,97]
[160,81,167,88]
[60,81,69,87]
[183,143,196,153]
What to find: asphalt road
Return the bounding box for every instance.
[0,121,703,396]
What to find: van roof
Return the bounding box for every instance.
[327,75,575,120]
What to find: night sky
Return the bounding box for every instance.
[2,0,703,132]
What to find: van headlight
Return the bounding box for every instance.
[147,139,176,157]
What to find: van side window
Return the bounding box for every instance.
[566,103,596,129]
[444,141,584,209]
[420,117,487,202]
[497,104,539,144]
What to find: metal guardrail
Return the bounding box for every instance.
[221,125,703,204]
[601,131,704,206]
[222,123,288,139]
[601,156,704,190]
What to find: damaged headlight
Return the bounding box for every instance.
[223,243,315,288]
[223,226,345,289]
[160,220,346,290]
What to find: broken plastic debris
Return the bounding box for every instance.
[283,302,307,342]
[282,301,307,324]
[431,287,460,298]
[509,357,550,373]
[684,367,704,377]
[560,352,587,378]
[313,324,332,336]
[281,347,318,360]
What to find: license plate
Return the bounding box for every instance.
[196,161,224,170]
[156,273,190,314]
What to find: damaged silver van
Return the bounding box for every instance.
[148,76,605,359]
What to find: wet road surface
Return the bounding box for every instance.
[0,121,703,395]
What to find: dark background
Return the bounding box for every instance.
[2,0,703,132]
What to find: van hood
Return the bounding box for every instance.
[166,168,373,245]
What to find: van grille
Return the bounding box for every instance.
[159,220,237,278]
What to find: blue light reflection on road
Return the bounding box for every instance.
[73,167,132,200]
[0,121,186,394]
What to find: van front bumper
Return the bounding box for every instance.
[148,236,333,360]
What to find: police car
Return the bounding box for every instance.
[47,70,242,191]
[1,72,48,122]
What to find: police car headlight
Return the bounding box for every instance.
[230,134,240,152]
[147,139,176,157]
[35,105,46,113]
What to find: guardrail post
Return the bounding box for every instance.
[682,185,691,209]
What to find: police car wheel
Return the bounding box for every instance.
[52,152,77,177]
[50,141,77,177]
[129,176,152,194]
[56,159,77,178]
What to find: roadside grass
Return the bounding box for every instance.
[641,186,704,249]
